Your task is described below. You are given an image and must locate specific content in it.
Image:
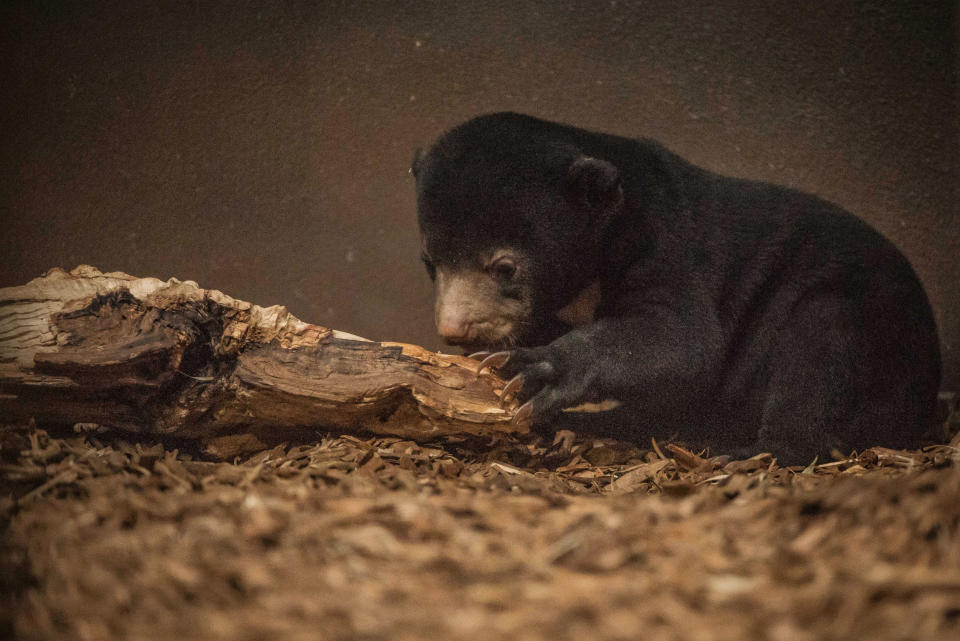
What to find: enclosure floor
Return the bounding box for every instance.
[2,425,958,641]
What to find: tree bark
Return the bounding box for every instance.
[0,266,518,457]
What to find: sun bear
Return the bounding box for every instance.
[411,112,940,464]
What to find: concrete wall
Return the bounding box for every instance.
[2,0,957,386]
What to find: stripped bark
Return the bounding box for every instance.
[0,266,517,457]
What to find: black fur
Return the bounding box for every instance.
[413,113,941,464]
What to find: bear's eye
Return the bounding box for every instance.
[489,257,516,281]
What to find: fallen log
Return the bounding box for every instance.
[0,266,518,457]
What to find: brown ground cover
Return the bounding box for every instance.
[2,424,959,641]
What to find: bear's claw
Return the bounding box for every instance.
[513,400,534,425]
[476,351,511,375]
[500,373,525,404]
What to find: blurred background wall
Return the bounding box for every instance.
[2,0,957,387]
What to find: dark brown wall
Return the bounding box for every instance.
[2,0,958,386]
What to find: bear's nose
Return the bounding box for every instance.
[436,314,470,341]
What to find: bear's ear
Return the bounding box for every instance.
[410,148,424,178]
[565,156,622,210]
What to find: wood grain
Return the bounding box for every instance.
[0,266,518,457]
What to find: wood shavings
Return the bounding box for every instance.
[1,423,958,641]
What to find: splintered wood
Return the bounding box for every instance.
[0,266,516,457]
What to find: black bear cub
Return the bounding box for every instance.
[411,112,940,464]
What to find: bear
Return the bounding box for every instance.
[410,112,941,465]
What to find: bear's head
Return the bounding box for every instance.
[411,113,623,352]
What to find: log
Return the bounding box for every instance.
[0,266,519,457]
